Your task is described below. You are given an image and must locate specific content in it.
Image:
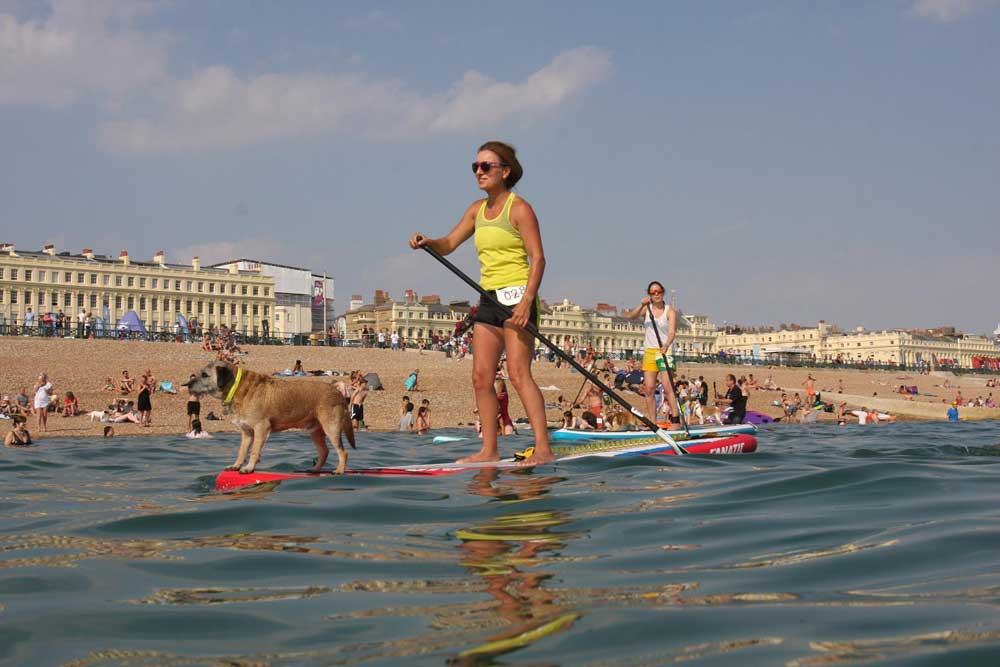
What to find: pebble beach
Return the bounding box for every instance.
[2,336,998,441]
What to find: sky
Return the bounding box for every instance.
[2,0,999,335]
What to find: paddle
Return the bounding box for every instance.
[645,303,691,437]
[419,243,687,455]
[570,374,590,408]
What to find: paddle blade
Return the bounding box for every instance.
[655,429,688,455]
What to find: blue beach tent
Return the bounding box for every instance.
[116,310,148,335]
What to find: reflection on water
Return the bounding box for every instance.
[1,424,1000,665]
[451,469,579,663]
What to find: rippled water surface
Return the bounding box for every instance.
[2,422,999,666]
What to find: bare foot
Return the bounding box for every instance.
[516,451,556,467]
[457,451,500,464]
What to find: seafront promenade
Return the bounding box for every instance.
[2,337,997,441]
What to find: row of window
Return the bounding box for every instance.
[0,267,269,296]
[1,290,269,317]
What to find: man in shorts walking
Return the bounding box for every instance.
[186,374,201,430]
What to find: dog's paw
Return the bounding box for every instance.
[224,464,240,471]
[239,465,256,474]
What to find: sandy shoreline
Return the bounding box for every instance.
[1,337,997,442]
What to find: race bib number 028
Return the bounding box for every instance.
[497,285,526,307]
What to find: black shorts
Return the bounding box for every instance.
[351,404,364,422]
[474,293,539,329]
[186,401,200,417]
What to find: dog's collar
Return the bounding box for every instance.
[223,367,243,406]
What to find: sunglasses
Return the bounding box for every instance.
[471,161,505,174]
[648,290,664,296]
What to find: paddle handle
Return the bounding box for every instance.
[420,245,672,440]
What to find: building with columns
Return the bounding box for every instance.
[341,293,717,356]
[716,320,999,368]
[537,298,717,356]
[0,243,274,334]
[341,292,998,369]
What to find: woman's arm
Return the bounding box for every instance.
[620,297,651,321]
[410,202,478,255]
[663,307,677,352]
[508,199,546,329]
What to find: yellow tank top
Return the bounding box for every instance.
[474,192,530,290]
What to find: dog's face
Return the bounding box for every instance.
[184,361,236,399]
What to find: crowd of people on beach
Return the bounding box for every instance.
[3,365,190,446]
[200,325,243,364]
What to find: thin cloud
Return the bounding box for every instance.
[343,9,402,32]
[909,0,1000,22]
[0,0,169,107]
[169,238,302,268]
[99,47,613,154]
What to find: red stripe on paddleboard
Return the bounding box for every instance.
[213,434,758,491]
[214,467,462,490]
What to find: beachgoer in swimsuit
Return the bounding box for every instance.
[415,406,430,435]
[5,418,31,447]
[494,371,515,435]
[185,374,201,429]
[351,377,368,431]
[119,370,134,395]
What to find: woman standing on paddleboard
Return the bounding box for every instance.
[409,141,553,465]
[622,281,681,425]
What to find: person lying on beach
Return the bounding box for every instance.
[5,417,31,447]
[562,410,597,430]
[109,404,141,423]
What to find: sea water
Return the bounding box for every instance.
[1,422,998,666]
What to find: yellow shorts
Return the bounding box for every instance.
[642,348,674,372]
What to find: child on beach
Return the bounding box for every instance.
[399,402,415,432]
[61,391,79,417]
[420,399,431,430]
[33,374,53,432]
[415,406,430,435]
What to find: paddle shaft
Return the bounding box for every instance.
[421,244,677,443]
[645,303,690,436]
[570,374,590,408]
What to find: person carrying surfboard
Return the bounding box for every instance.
[621,281,681,426]
[409,140,554,465]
